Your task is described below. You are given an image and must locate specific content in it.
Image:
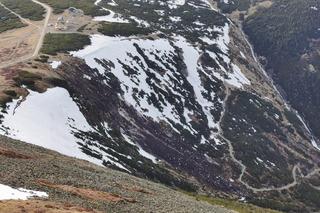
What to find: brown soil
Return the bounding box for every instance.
[37,180,136,203]
[0,24,40,69]
[0,147,33,159]
[0,200,100,213]
[47,12,92,34]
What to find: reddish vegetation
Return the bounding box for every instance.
[37,180,136,203]
[0,147,33,159]
[0,200,100,213]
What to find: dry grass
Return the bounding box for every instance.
[0,147,33,159]
[0,200,100,213]
[37,179,136,203]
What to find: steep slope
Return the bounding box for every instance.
[243,0,320,146]
[0,135,236,213]
[0,0,320,212]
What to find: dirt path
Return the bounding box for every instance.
[0,2,40,29]
[205,0,320,193]
[31,0,52,58]
[216,83,303,193]
[0,0,52,69]
[219,74,320,193]
[222,131,301,192]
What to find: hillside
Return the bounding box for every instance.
[0,134,280,213]
[243,0,320,145]
[0,0,319,212]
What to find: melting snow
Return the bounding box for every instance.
[154,10,165,16]
[226,64,251,88]
[122,131,158,163]
[93,10,129,23]
[71,35,197,133]
[168,0,186,9]
[311,6,318,11]
[0,88,134,171]
[169,16,182,22]
[256,157,264,163]
[93,0,128,23]
[0,88,103,165]
[174,36,219,132]
[50,61,61,69]
[240,51,246,59]
[130,16,150,27]
[0,184,48,200]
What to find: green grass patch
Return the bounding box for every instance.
[98,22,153,37]
[13,71,42,90]
[41,33,91,55]
[218,0,251,13]
[38,0,108,16]
[183,192,281,213]
[1,0,45,21]
[293,183,320,209]
[0,5,26,33]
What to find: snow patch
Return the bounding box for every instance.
[0,184,48,201]
[93,0,128,23]
[0,88,102,166]
[49,61,61,69]
[122,132,158,163]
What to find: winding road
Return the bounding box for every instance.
[206,0,320,193]
[0,0,52,69]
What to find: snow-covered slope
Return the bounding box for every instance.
[0,88,102,165]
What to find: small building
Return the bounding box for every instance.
[67,7,84,16]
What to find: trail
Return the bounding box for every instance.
[0,0,52,69]
[205,0,320,193]
[31,0,52,58]
[0,2,40,29]
[216,85,304,192]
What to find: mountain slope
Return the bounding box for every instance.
[0,135,236,213]
[0,0,319,212]
[243,0,320,147]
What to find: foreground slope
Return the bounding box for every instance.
[0,134,269,213]
[0,135,222,212]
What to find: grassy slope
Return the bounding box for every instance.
[0,135,235,213]
[184,192,281,213]
[243,0,320,139]
[98,22,152,37]
[41,33,91,55]
[0,5,26,33]
[38,0,108,16]
[1,0,45,21]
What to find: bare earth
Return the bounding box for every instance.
[0,0,52,69]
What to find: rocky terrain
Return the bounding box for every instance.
[0,0,319,212]
[0,135,237,213]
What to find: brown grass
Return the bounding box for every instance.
[0,200,100,213]
[0,147,33,159]
[37,179,136,203]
